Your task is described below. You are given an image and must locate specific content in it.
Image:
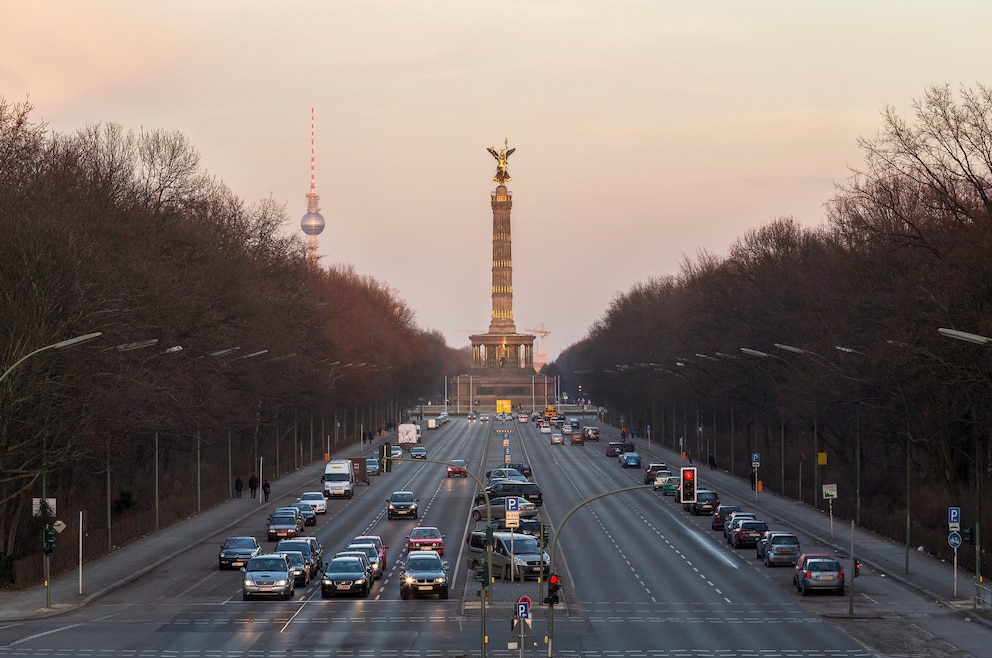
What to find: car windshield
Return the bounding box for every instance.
[410,528,440,539]
[248,557,286,572]
[329,558,363,572]
[809,561,840,572]
[225,538,255,549]
[407,556,442,571]
[271,515,297,525]
[277,541,309,553]
[508,536,542,554]
[451,460,465,467]
[392,493,414,503]
[348,544,377,558]
[301,493,322,501]
[284,552,304,566]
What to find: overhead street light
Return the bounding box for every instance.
[937,327,992,345]
[740,347,771,358]
[1,331,103,385]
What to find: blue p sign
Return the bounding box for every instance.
[506,497,519,512]
[949,506,961,526]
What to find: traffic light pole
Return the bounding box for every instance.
[546,484,653,658]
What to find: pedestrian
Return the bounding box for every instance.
[234,476,244,499]
[248,474,258,499]
[262,480,271,502]
[749,470,756,491]
[708,453,717,470]
[687,451,693,464]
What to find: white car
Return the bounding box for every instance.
[298,491,327,514]
[540,424,552,434]
[551,433,564,445]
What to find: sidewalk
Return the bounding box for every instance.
[0,439,378,622]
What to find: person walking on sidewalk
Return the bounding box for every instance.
[248,474,258,499]
[235,476,244,499]
[262,480,271,502]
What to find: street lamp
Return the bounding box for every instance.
[0,331,103,384]
[938,326,987,584]
[740,347,789,493]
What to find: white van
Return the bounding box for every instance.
[322,460,355,498]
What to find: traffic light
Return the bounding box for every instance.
[680,467,697,504]
[962,526,975,545]
[43,526,56,555]
[474,563,490,587]
[544,573,561,605]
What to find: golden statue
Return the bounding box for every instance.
[487,138,515,184]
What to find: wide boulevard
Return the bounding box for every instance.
[0,415,977,657]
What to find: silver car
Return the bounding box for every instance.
[761,532,801,566]
[797,558,845,595]
[242,553,294,601]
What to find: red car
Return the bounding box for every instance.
[407,526,445,555]
[446,459,468,477]
[353,534,388,568]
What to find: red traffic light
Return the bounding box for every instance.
[684,470,694,480]
[549,573,561,586]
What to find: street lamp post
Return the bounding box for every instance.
[0,331,103,384]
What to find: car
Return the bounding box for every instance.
[334,550,374,583]
[298,535,324,569]
[446,459,468,477]
[797,558,845,596]
[561,425,573,435]
[345,542,384,579]
[793,552,834,588]
[387,491,419,519]
[274,538,320,577]
[644,463,668,484]
[281,550,310,586]
[475,480,544,507]
[711,504,743,530]
[486,467,527,482]
[289,502,317,526]
[271,507,305,531]
[411,446,427,460]
[471,496,538,521]
[467,412,477,421]
[400,550,449,599]
[466,531,549,580]
[320,556,371,598]
[486,516,549,543]
[550,432,564,445]
[655,475,681,495]
[583,427,601,441]
[730,520,769,548]
[219,536,261,570]
[298,491,327,514]
[570,432,585,445]
[366,457,381,476]
[480,413,490,422]
[390,445,403,459]
[619,452,641,468]
[606,442,624,457]
[724,513,759,542]
[242,553,294,600]
[540,424,551,434]
[267,513,301,542]
[407,526,445,555]
[506,462,532,478]
[353,534,388,570]
[517,413,528,423]
[760,532,801,566]
[685,489,721,515]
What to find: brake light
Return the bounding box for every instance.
[837,570,844,579]
[804,570,811,578]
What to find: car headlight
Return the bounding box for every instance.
[244,578,256,586]
[513,556,527,566]
[404,575,416,585]
[274,579,289,586]
[388,504,396,510]
[435,577,447,584]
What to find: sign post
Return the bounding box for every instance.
[751,453,760,501]
[949,531,962,596]
[823,484,837,537]
[510,595,533,655]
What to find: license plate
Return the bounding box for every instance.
[231,561,244,567]
[815,574,832,581]
[336,584,351,590]
[418,585,434,591]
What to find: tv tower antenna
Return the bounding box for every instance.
[300,107,325,265]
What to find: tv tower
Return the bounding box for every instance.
[300,107,325,265]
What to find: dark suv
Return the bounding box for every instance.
[684,489,720,515]
[506,462,532,478]
[474,481,543,507]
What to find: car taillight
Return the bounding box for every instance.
[837,570,844,579]
[804,570,812,578]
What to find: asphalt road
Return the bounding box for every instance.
[0,415,988,657]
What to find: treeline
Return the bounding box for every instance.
[557,84,992,577]
[0,98,467,585]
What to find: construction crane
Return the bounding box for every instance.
[524,323,551,371]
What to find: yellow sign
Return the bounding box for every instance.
[496,399,512,414]
[817,451,827,466]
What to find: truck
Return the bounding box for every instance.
[322,459,356,498]
[397,423,418,452]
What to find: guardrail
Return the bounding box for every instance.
[976,582,992,612]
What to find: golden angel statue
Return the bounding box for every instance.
[487,139,515,184]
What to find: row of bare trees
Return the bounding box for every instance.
[556,84,992,578]
[0,98,465,585]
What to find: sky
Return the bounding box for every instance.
[4,2,991,362]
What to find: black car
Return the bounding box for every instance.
[274,538,320,578]
[606,442,624,457]
[321,556,371,598]
[474,480,543,507]
[387,491,419,519]
[289,502,317,526]
[218,536,260,570]
[685,489,721,515]
[399,551,449,599]
[506,461,532,478]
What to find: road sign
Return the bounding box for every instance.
[504,446,511,455]
[505,497,519,512]
[52,520,67,533]
[751,452,760,468]
[505,515,520,528]
[822,484,837,499]
[948,531,962,548]
[517,595,531,619]
[503,438,510,447]
[948,506,961,531]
